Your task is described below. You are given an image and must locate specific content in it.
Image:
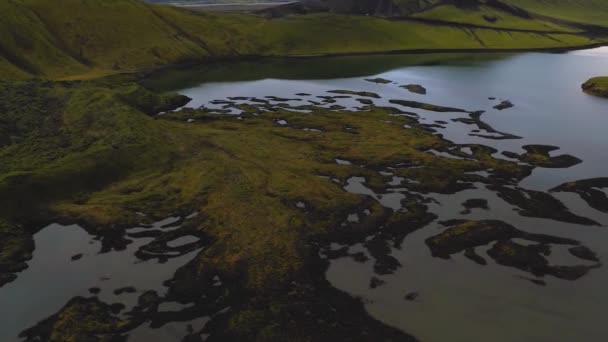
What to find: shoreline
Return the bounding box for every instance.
[271,41,608,59]
[124,41,608,81]
[63,41,608,82]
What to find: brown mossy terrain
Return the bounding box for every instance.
[19,297,135,342]
[400,84,427,95]
[582,77,608,98]
[0,220,34,287]
[427,220,600,280]
[488,185,599,225]
[0,80,594,341]
[0,79,603,339]
[502,144,582,168]
[551,177,608,213]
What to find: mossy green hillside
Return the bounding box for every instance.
[0,0,606,80]
[413,4,579,32]
[506,0,608,27]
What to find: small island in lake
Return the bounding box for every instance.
[582,77,608,98]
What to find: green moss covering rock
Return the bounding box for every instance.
[0,220,34,287]
[502,145,582,168]
[20,296,135,342]
[550,177,608,213]
[426,220,600,280]
[400,84,427,95]
[582,77,608,98]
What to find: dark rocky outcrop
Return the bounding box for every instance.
[426,220,600,280]
[401,84,427,95]
[550,178,608,213]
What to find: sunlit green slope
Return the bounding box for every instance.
[0,0,605,80]
[506,0,608,27]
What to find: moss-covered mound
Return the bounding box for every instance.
[582,77,608,98]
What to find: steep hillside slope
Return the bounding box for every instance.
[0,0,605,80]
[261,0,442,17]
[0,0,214,79]
[506,0,608,27]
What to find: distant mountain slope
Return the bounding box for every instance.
[261,0,608,29]
[0,0,605,80]
[260,0,442,17]
[506,0,608,27]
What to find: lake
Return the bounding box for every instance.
[145,46,608,342]
[2,46,608,341]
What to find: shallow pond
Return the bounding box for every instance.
[3,47,608,341]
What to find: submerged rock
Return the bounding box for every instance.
[404,292,419,301]
[461,198,489,214]
[426,220,599,280]
[389,99,467,113]
[369,276,386,289]
[365,78,392,84]
[356,98,374,105]
[113,286,137,295]
[569,246,599,262]
[488,185,599,226]
[400,84,427,95]
[493,100,513,110]
[550,177,608,213]
[88,287,101,295]
[453,111,522,140]
[464,247,487,265]
[328,90,380,98]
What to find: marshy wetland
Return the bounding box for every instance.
[1,47,608,341]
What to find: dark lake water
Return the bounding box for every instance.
[2,47,608,341]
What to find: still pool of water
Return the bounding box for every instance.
[2,47,608,341]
